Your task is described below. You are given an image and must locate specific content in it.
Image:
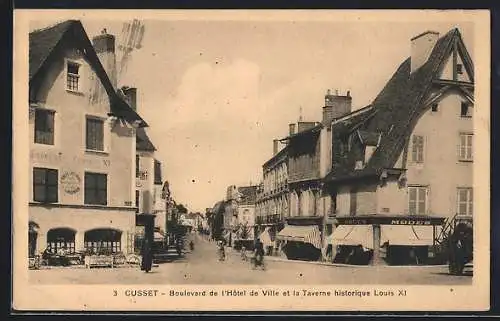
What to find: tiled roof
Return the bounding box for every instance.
[29,20,75,81]
[326,28,466,182]
[263,145,289,169]
[136,127,157,152]
[237,185,258,205]
[29,20,148,128]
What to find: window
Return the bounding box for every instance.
[408,186,427,215]
[33,168,58,203]
[461,102,472,118]
[457,187,473,216]
[66,61,80,91]
[459,133,473,161]
[457,64,463,75]
[135,190,140,213]
[349,188,357,216]
[431,103,439,112]
[84,229,122,254]
[34,109,55,145]
[136,155,140,177]
[86,117,104,151]
[47,228,76,254]
[411,135,424,163]
[84,172,107,205]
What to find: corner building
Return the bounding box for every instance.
[28,21,147,256]
[326,29,474,265]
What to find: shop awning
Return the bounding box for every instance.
[331,225,374,250]
[380,225,434,246]
[276,225,322,249]
[258,227,273,247]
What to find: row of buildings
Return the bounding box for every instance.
[28,20,170,258]
[210,27,475,265]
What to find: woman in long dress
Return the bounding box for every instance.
[141,238,153,273]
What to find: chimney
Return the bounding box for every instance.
[122,87,137,111]
[410,31,439,73]
[273,139,279,156]
[289,123,296,136]
[322,89,352,125]
[92,30,117,89]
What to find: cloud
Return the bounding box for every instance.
[145,59,267,211]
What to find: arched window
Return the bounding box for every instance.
[84,228,122,254]
[47,228,76,254]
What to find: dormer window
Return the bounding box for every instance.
[431,103,438,112]
[66,61,80,92]
[456,64,463,75]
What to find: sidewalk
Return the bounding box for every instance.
[223,243,467,270]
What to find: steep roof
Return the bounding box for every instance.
[29,20,148,127]
[136,127,157,152]
[237,185,258,205]
[326,28,469,182]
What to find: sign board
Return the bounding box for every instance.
[336,216,445,226]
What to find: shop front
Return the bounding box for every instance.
[331,215,445,265]
[277,219,323,261]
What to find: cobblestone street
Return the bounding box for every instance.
[29,234,472,285]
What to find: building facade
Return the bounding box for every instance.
[326,28,474,265]
[28,21,147,257]
[275,90,353,261]
[255,140,289,255]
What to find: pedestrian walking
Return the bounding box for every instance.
[141,238,153,273]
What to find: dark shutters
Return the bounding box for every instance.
[86,118,104,151]
[33,168,58,203]
[34,109,55,145]
[84,172,107,205]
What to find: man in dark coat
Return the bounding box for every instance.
[141,238,153,273]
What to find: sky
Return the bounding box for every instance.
[29,14,474,213]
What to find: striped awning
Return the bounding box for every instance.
[276,225,322,249]
[381,225,434,246]
[331,225,374,250]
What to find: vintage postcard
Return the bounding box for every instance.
[12,9,490,312]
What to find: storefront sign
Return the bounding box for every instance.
[336,216,444,226]
[60,171,81,194]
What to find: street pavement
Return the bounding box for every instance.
[29,234,472,285]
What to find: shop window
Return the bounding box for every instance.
[457,187,473,216]
[84,172,107,205]
[408,186,428,215]
[86,117,104,151]
[84,228,122,254]
[411,135,424,163]
[34,109,55,145]
[33,167,58,203]
[66,61,80,92]
[47,228,76,254]
[459,133,473,161]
